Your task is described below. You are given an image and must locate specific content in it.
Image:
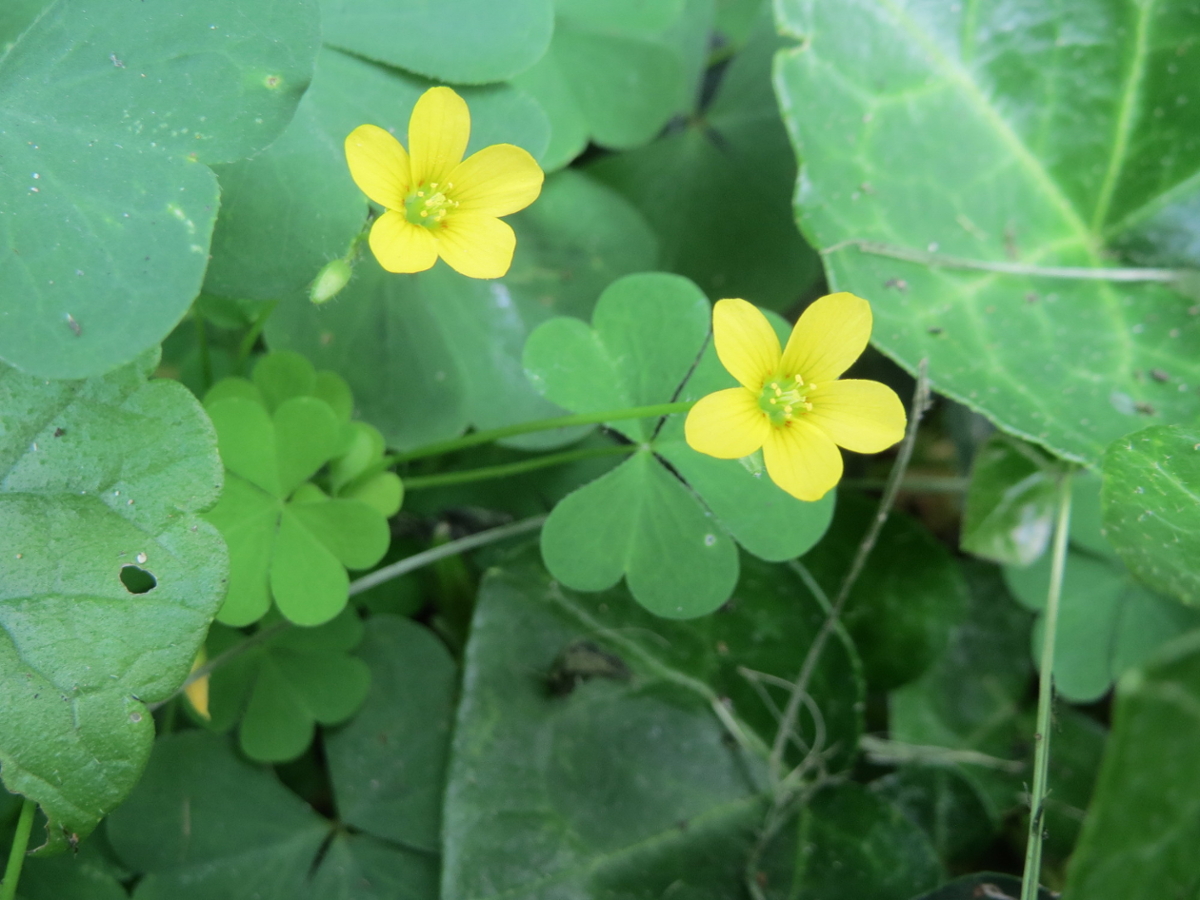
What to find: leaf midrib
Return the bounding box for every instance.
[1090,0,1158,233]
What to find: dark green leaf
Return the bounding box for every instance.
[304,834,437,900]
[513,0,714,165]
[1102,424,1200,606]
[1063,632,1200,899]
[106,732,330,899]
[871,767,993,867]
[759,783,942,900]
[890,562,1034,818]
[1039,707,1107,868]
[806,493,967,691]
[0,0,319,378]
[441,553,774,900]
[589,10,820,311]
[0,352,225,852]
[325,615,456,852]
[773,0,1200,464]
[205,610,370,763]
[910,873,1055,900]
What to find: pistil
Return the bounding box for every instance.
[758,373,812,426]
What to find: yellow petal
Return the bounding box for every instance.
[183,651,210,721]
[368,210,438,273]
[436,212,515,279]
[780,292,872,384]
[807,379,907,453]
[344,124,411,210]
[762,418,843,501]
[449,144,544,216]
[685,388,770,459]
[409,86,470,189]
[713,298,781,392]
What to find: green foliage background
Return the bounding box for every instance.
[3,0,1200,897]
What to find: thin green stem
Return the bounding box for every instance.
[393,401,694,463]
[841,475,968,493]
[194,309,212,392]
[347,515,546,596]
[154,516,547,706]
[1,798,36,900]
[343,401,695,495]
[236,300,278,373]
[404,444,637,492]
[825,239,1180,283]
[1021,469,1073,900]
[767,360,933,784]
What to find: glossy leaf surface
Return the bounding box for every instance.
[1102,424,1200,606]
[0,0,319,378]
[773,0,1200,464]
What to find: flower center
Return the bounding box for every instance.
[404,182,458,229]
[757,374,811,426]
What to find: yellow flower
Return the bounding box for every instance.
[685,293,906,501]
[344,87,544,279]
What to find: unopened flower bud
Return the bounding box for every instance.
[310,258,353,304]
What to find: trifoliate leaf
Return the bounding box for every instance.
[205,610,369,763]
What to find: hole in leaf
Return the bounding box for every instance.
[120,565,157,594]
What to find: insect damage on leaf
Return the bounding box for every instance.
[545,639,631,696]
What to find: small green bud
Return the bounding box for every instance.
[310,258,353,304]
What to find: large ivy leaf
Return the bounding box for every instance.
[0,352,226,852]
[319,0,553,85]
[773,0,1200,464]
[1102,424,1200,607]
[512,0,714,167]
[0,0,319,378]
[1063,632,1200,899]
[265,170,655,451]
[589,8,820,311]
[108,617,446,899]
[444,553,838,899]
[203,46,551,308]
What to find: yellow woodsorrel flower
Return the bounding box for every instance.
[344,86,544,279]
[685,293,906,501]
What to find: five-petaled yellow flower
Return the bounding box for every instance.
[685,293,906,501]
[344,87,544,279]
